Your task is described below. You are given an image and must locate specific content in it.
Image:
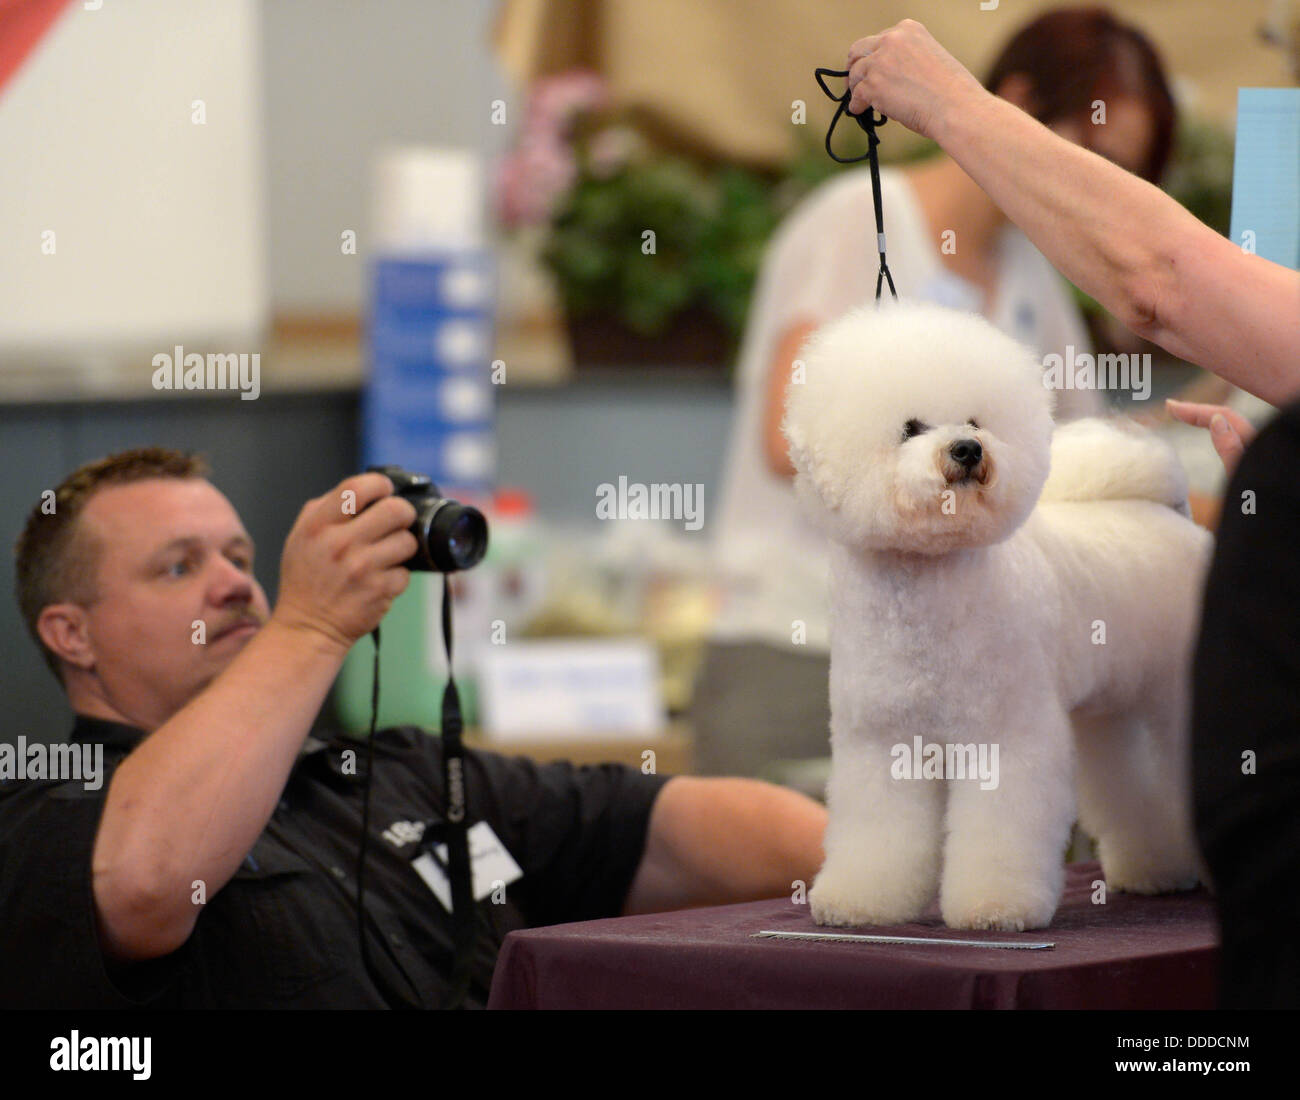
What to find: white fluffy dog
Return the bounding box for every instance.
[784,301,1212,932]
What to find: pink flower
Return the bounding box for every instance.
[495,137,577,228]
[530,70,608,141]
[493,70,610,229]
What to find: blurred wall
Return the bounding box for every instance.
[0,0,264,357]
[262,0,510,314]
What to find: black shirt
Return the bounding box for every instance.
[0,715,671,1009]
[1192,399,1300,1009]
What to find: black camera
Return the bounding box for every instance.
[366,465,489,573]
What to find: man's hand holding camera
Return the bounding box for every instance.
[271,472,418,657]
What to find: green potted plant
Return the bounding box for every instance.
[495,71,786,369]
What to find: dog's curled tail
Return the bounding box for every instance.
[1040,417,1192,516]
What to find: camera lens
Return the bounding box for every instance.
[365,465,489,572]
[425,501,488,572]
[445,512,485,568]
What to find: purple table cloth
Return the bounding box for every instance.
[488,862,1218,1009]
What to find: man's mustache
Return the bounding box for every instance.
[209,608,267,639]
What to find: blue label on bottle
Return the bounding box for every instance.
[365,253,496,493]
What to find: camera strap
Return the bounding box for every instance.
[429,573,476,1007]
[356,579,477,1010]
[814,67,898,302]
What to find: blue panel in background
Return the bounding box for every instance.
[1229,88,1300,271]
[364,254,496,493]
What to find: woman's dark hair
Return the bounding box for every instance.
[984,7,1177,183]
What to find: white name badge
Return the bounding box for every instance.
[410,821,523,911]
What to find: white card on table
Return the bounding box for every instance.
[476,638,662,741]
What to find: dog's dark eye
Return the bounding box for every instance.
[968,419,979,430]
[902,418,928,442]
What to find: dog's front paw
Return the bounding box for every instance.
[940,873,1059,932]
[809,867,930,928]
[940,902,1053,933]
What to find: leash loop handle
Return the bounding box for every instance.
[814,66,898,301]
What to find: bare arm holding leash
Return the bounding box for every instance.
[844,19,1300,407]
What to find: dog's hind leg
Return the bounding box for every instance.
[1073,704,1203,894]
[810,737,944,927]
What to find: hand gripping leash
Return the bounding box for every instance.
[815,67,897,302]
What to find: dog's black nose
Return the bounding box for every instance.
[950,438,982,468]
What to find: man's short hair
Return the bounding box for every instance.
[13,447,210,682]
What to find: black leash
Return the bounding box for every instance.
[815,67,897,301]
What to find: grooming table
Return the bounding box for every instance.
[487,862,1217,1009]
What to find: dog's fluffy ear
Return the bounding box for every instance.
[782,415,809,474]
[783,403,844,509]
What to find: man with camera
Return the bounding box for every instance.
[1,448,827,1008]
